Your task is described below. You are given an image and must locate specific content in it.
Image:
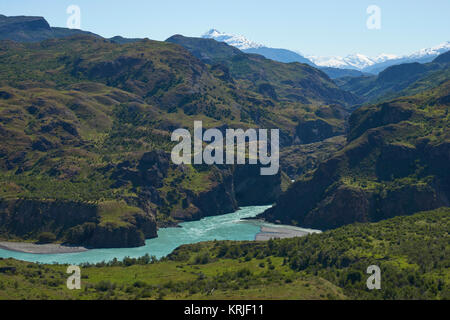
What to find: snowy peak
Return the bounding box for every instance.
[202,29,449,73]
[202,29,263,50]
[407,41,450,59]
[307,53,381,70]
[308,41,449,71]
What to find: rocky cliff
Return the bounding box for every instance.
[260,82,450,229]
[0,198,157,248]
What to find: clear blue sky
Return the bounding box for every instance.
[1,0,449,57]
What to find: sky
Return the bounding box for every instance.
[1,0,449,57]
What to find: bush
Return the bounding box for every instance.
[37,232,56,244]
[193,252,211,265]
[95,280,115,292]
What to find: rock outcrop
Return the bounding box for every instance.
[260,84,450,230]
[0,199,157,248]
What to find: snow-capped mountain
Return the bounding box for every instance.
[202,29,263,50]
[405,41,450,59]
[202,28,449,75]
[202,29,314,65]
[307,53,386,70]
[308,41,450,72]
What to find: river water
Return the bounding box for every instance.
[0,205,274,265]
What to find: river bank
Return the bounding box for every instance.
[256,226,308,240]
[0,205,269,264]
[0,206,321,262]
[252,221,321,241]
[0,241,88,254]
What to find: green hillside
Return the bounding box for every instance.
[261,81,450,229]
[336,51,450,104]
[167,35,360,107]
[0,33,356,247]
[0,207,448,300]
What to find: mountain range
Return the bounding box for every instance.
[202,29,370,79]
[336,51,450,103]
[309,41,450,73]
[202,29,450,75]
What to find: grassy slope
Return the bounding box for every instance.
[262,80,450,229]
[0,207,448,300]
[0,36,348,217]
[166,35,359,107]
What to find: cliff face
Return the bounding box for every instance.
[232,164,281,206]
[0,199,97,237]
[261,82,450,230]
[0,150,283,248]
[0,199,157,248]
[64,208,157,248]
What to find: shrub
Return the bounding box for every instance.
[37,232,56,244]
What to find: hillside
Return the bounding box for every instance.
[0,35,282,247]
[0,30,357,247]
[336,51,450,103]
[166,35,359,107]
[260,81,450,229]
[0,14,99,42]
[0,207,448,300]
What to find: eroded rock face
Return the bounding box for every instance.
[260,122,449,230]
[0,199,97,238]
[303,185,372,230]
[192,170,238,219]
[0,199,157,248]
[233,164,282,206]
[110,150,283,223]
[295,119,338,144]
[65,209,157,248]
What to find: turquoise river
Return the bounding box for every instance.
[0,205,285,265]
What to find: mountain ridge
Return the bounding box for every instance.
[310,41,450,73]
[202,28,449,75]
[201,28,370,79]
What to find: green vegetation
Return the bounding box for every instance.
[263,81,450,229]
[166,35,359,107]
[0,35,352,244]
[336,53,450,104]
[0,208,447,300]
[36,232,56,244]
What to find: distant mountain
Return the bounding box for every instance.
[318,67,372,79]
[309,41,450,74]
[363,41,450,74]
[335,50,450,103]
[0,14,99,42]
[309,53,398,70]
[243,47,314,65]
[202,29,314,65]
[167,34,359,108]
[202,29,263,50]
[201,29,370,79]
